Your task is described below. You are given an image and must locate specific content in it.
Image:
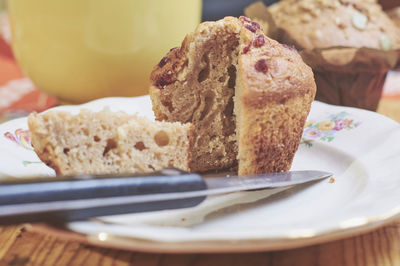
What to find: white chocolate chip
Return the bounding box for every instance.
[352,10,368,30]
[379,35,392,51]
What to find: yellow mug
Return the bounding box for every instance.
[7,0,202,103]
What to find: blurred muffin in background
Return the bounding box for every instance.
[262,0,400,50]
[243,1,278,39]
[245,0,400,111]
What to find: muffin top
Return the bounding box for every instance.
[269,0,400,50]
[150,16,315,106]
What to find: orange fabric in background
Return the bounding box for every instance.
[0,37,13,59]
[0,38,22,82]
[0,37,57,119]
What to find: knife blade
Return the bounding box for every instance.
[0,169,331,225]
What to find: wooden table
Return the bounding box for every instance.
[0,98,399,266]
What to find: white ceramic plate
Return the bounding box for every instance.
[1,96,400,253]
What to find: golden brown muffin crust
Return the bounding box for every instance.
[238,34,315,108]
[149,16,316,174]
[269,0,400,50]
[151,17,314,108]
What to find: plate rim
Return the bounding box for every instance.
[30,211,400,253]
[2,96,400,252]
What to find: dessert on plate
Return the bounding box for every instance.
[245,0,400,111]
[28,109,193,175]
[28,16,316,176]
[150,16,316,175]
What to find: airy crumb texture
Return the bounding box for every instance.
[117,118,194,173]
[150,19,241,172]
[150,16,316,175]
[28,109,193,175]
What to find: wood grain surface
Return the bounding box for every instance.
[0,220,400,266]
[0,99,399,266]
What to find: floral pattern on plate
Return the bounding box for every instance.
[301,112,361,147]
[4,128,33,150]
[3,128,43,166]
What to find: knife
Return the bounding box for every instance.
[0,169,331,225]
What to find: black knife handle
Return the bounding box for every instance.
[0,169,207,224]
